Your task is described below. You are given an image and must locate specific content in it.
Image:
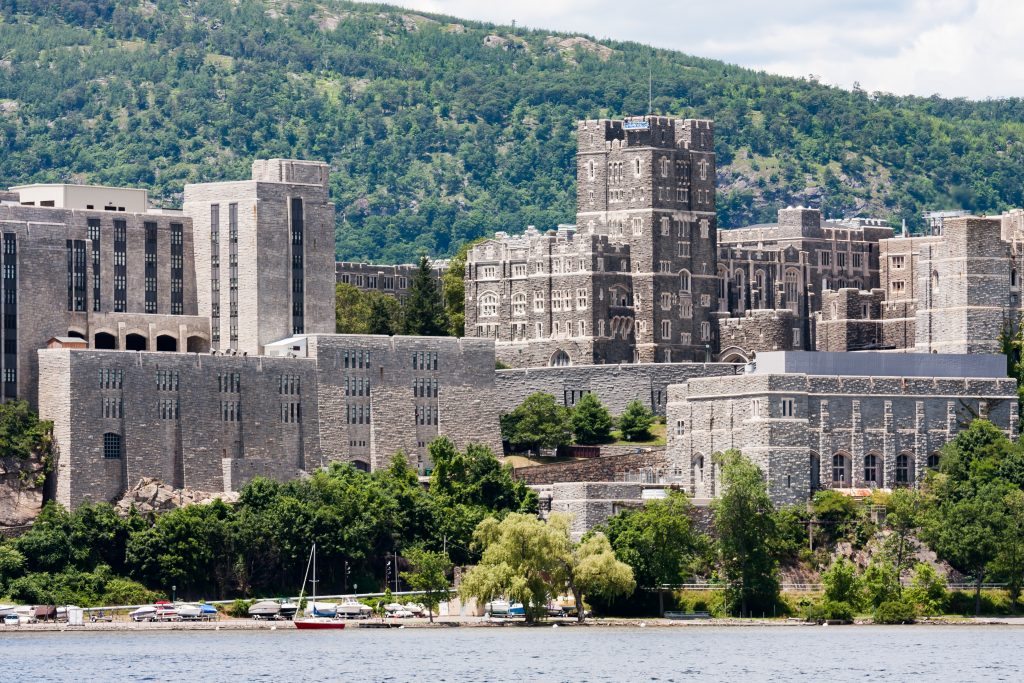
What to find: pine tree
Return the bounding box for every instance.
[617,400,654,441]
[402,256,449,336]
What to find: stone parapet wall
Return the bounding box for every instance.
[494,361,740,417]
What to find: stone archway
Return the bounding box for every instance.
[155,334,177,352]
[125,333,147,351]
[94,332,117,350]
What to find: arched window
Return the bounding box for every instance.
[927,452,941,470]
[94,332,117,350]
[864,453,880,486]
[635,158,642,176]
[156,335,177,352]
[718,266,728,298]
[125,333,147,351]
[511,293,526,317]
[479,292,498,317]
[679,270,691,293]
[550,350,570,367]
[931,270,940,294]
[895,453,912,485]
[755,270,765,291]
[1013,269,1019,288]
[832,453,848,486]
[587,159,595,180]
[103,433,123,459]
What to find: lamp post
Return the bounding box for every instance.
[172,585,177,603]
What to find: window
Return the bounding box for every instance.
[533,292,545,312]
[103,433,123,459]
[820,251,832,267]
[577,320,586,337]
[512,263,527,278]
[792,328,801,347]
[927,453,941,470]
[512,293,526,316]
[700,294,710,307]
[661,320,671,340]
[699,219,709,239]
[661,217,670,236]
[634,158,642,177]
[577,288,588,309]
[832,454,847,486]
[631,217,643,236]
[675,420,685,436]
[681,302,693,318]
[660,292,673,310]
[781,398,795,417]
[864,454,879,486]
[588,159,595,180]
[891,453,910,484]
[891,280,905,294]
[852,253,862,268]
[837,252,847,268]
[535,322,543,339]
[479,292,498,317]
[751,399,761,417]
[891,255,905,269]
[700,321,711,341]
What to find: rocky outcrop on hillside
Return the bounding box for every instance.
[0,453,46,526]
[115,478,239,515]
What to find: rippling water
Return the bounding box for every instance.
[1,625,1019,682]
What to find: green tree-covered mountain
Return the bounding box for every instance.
[3,0,1024,262]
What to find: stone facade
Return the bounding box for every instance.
[335,260,447,300]
[40,333,502,509]
[716,209,893,360]
[666,351,1017,506]
[512,450,669,486]
[184,160,336,355]
[466,115,719,367]
[0,196,207,407]
[818,216,1022,355]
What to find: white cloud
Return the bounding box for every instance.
[359,0,1024,98]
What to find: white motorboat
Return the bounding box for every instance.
[383,602,406,613]
[177,603,203,620]
[0,604,17,616]
[130,605,157,622]
[335,600,372,619]
[484,600,510,617]
[303,601,338,618]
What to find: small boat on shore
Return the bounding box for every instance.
[336,600,372,619]
[293,544,344,631]
[249,600,283,620]
[130,605,157,622]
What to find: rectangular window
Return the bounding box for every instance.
[837,252,847,269]
[891,280,905,294]
[891,255,905,270]
[144,222,158,314]
[751,399,761,418]
[88,218,101,311]
[661,320,671,340]
[170,223,183,315]
[793,328,801,347]
[66,240,87,312]
[675,420,685,436]
[819,251,832,267]
[113,219,127,312]
[700,321,711,341]
[852,253,862,268]
[577,288,588,309]
[291,197,305,335]
[781,398,795,417]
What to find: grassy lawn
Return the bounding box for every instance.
[608,422,666,447]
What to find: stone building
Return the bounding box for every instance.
[465,115,719,367]
[184,160,336,355]
[464,113,894,368]
[0,185,209,407]
[817,216,1021,355]
[666,351,1017,506]
[40,333,501,509]
[335,260,447,300]
[715,209,893,360]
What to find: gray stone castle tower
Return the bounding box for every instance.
[465,115,718,366]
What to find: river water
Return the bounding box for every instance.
[1,625,1018,682]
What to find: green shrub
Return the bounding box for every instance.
[803,599,854,623]
[874,598,917,624]
[226,599,253,618]
[945,589,1014,616]
[905,564,947,616]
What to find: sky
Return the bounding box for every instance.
[363,0,1024,99]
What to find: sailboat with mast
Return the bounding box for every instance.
[293,544,346,630]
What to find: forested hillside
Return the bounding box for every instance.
[3,0,1024,262]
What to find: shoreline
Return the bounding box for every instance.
[3,615,1022,633]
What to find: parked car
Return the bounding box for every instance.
[3,613,21,626]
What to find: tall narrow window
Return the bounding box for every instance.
[144,222,158,313]
[291,197,305,335]
[66,240,86,312]
[88,218,101,311]
[210,204,220,345]
[113,219,127,312]
[228,203,238,343]
[2,233,16,399]
[170,223,183,314]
